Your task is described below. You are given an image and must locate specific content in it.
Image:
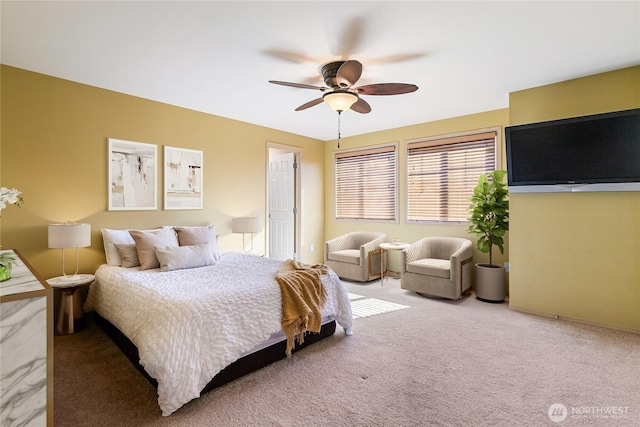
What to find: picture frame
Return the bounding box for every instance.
[164,146,203,210]
[108,138,158,211]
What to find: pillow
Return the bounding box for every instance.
[114,243,140,268]
[101,228,136,266]
[173,225,220,260]
[154,243,215,272]
[129,227,179,270]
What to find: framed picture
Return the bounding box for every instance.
[108,138,157,211]
[164,146,203,210]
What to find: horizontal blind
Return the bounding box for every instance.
[407,132,496,222]
[335,145,397,221]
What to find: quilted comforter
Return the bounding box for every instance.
[84,252,354,415]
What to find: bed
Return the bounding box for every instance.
[84,226,354,416]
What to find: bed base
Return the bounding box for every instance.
[94,313,337,394]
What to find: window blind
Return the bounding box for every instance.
[407,132,496,222]
[335,145,397,221]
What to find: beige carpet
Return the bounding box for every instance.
[54,277,640,426]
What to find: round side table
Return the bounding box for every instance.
[47,274,95,335]
[379,242,410,285]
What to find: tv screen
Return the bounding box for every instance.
[505,108,640,192]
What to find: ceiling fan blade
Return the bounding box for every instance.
[350,98,371,114]
[269,80,327,91]
[295,98,324,111]
[262,49,318,64]
[365,52,427,66]
[335,60,363,88]
[355,83,418,95]
[331,16,367,59]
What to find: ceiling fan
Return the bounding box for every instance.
[269,60,418,114]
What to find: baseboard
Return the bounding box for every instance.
[508,304,640,335]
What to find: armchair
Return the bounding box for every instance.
[400,237,473,300]
[324,232,386,282]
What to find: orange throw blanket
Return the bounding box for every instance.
[275,259,328,357]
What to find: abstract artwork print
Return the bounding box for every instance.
[108,138,157,210]
[164,146,203,210]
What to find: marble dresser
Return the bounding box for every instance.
[0,250,53,427]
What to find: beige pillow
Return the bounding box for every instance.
[114,243,140,268]
[174,225,220,260]
[129,227,179,270]
[154,243,215,272]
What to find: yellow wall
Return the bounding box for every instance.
[0,65,326,279]
[323,108,511,270]
[508,66,640,331]
[3,63,638,331]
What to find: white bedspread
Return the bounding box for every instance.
[84,252,353,416]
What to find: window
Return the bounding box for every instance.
[335,145,397,221]
[407,131,497,222]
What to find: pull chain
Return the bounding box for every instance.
[337,111,342,148]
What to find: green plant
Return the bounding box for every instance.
[467,170,509,266]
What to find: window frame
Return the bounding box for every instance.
[404,128,502,224]
[334,142,399,223]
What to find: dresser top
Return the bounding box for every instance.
[0,250,46,297]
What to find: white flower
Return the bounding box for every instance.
[0,187,22,211]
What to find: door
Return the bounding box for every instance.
[267,146,300,260]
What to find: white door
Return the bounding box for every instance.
[268,149,297,260]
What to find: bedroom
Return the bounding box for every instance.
[1,1,639,425]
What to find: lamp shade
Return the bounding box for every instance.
[232,217,263,234]
[323,91,358,112]
[48,223,91,249]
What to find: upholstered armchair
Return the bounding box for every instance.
[400,237,473,300]
[324,232,386,282]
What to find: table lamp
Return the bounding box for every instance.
[48,222,91,280]
[231,217,263,253]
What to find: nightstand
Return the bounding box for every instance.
[47,274,94,335]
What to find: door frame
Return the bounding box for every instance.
[266,142,302,259]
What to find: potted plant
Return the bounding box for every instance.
[467,170,509,303]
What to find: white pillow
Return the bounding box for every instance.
[154,243,215,272]
[172,225,220,260]
[101,228,135,266]
[129,227,179,270]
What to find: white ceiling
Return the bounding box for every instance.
[2,1,639,141]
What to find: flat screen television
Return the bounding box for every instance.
[505,108,640,193]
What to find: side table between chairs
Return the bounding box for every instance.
[47,274,94,335]
[379,242,410,285]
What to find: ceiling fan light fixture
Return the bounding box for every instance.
[323,90,358,112]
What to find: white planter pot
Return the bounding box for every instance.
[475,263,506,303]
